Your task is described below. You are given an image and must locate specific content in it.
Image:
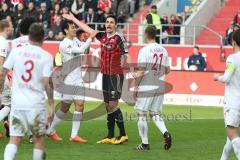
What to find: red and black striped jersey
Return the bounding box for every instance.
[96,32,128,75]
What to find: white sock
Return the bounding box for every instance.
[47,109,65,134]
[71,111,83,138]
[0,107,10,121]
[4,143,17,160]
[33,148,44,160]
[152,115,168,134]
[232,137,240,159]
[221,137,233,160]
[137,116,148,144]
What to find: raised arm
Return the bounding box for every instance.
[62,12,96,34]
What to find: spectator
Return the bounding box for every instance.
[50,3,61,25]
[71,0,85,20]
[145,5,161,43]
[84,7,95,29]
[13,3,25,26]
[60,0,74,10]
[95,9,105,30]
[187,46,207,71]
[97,0,111,12]
[51,14,62,37]
[103,7,112,20]
[39,2,50,24]
[233,11,240,25]
[129,0,136,19]
[168,14,181,44]
[112,0,129,26]
[161,15,169,44]
[0,3,12,20]
[85,0,97,12]
[225,23,240,45]
[45,30,56,41]
[34,0,52,10]
[62,6,70,14]
[56,31,64,41]
[23,2,39,20]
[43,21,49,37]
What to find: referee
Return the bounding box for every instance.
[63,13,131,144]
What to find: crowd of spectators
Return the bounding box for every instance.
[0,0,141,40]
[145,5,189,44]
[224,11,240,45]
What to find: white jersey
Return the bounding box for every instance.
[59,37,91,84]
[0,35,10,58]
[137,43,169,91]
[59,37,91,63]
[3,44,53,109]
[224,52,240,109]
[11,35,29,49]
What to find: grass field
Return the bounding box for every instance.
[0,102,237,160]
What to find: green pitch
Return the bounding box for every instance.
[0,102,237,160]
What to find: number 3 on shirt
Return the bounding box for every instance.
[21,60,34,82]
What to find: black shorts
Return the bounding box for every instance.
[102,74,124,103]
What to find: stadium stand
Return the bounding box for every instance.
[197,0,240,45]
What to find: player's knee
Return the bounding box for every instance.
[34,137,44,150]
[149,112,159,119]
[9,136,22,146]
[137,111,147,121]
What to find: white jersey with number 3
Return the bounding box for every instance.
[3,44,53,109]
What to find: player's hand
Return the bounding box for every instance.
[213,74,220,81]
[62,12,75,21]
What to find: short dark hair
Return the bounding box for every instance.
[145,26,156,40]
[106,15,118,24]
[0,19,10,32]
[29,23,44,43]
[151,5,157,9]
[61,20,74,35]
[232,29,240,47]
[19,17,36,35]
[194,46,199,50]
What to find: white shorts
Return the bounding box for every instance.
[9,108,47,137]
[224,107,240,128]
[2,85,11,106]
[60,69,85,102]
[135,94,164,113]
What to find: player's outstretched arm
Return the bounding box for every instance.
[62,12,96,34]
[213,67,233,83]
[44,77,55,124]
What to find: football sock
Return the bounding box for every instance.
[107,112,115,138]
[152,115,168,134]
[221,137,233,160]
[0,106,10,121]
[4,143,17,160]
[33,148,44,160]
[232,137,240,159]
[114,108,126,136]
[138,116,149,144]
[71,111,83,138]
[48,109,65,134]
